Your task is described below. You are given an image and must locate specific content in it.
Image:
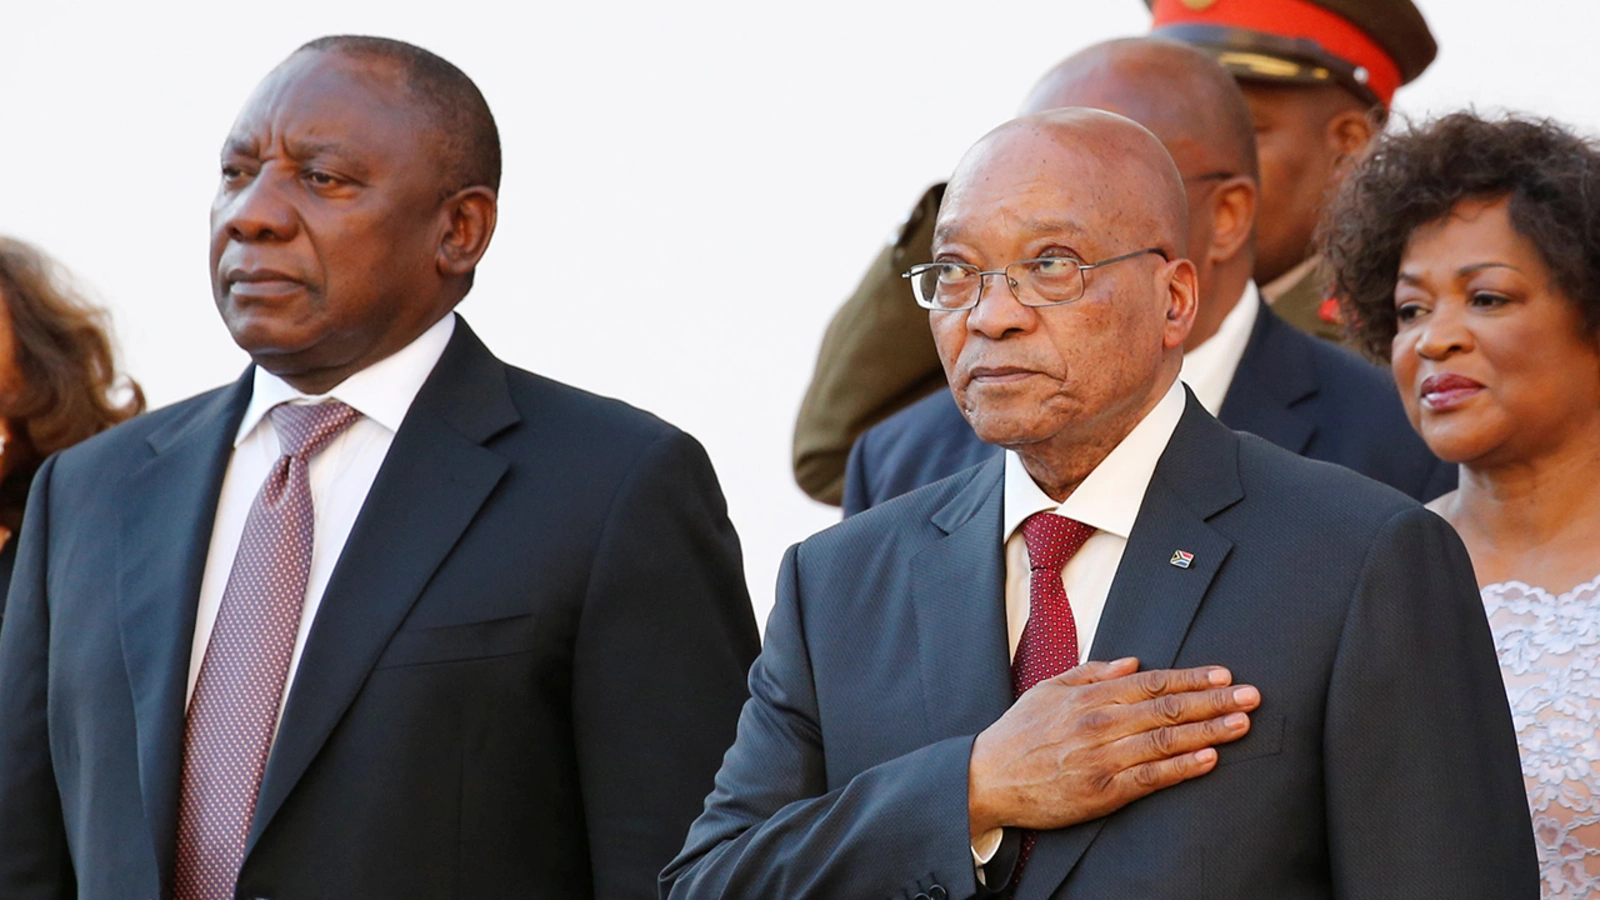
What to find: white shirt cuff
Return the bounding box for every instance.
[971,827,1004,866]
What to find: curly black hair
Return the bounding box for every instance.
[1320,111,1600,361]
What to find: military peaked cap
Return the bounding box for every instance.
[1146,0,1437,107]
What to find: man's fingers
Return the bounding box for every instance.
[1137,684,1260,728]
[1121,665,1233,701]
[1122,712,1252,763]
[1113,748,1220,799]
[1055,663,1226,701]
[1052,657,1140,687]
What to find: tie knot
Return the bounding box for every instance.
[269,400,362,460]
[1020,511,1095,573]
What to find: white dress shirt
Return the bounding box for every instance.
[185,313,457,733]
[973,377,1187,866]
[1178,282,1260,416]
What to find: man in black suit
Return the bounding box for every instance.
[842,39,1452,517]
[663,108,1535,898]
[0,36,759,900]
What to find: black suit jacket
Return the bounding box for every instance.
[842,303,1456,515]
[664,395,1536,900]
[0,320,761,900]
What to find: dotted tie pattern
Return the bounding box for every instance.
[1009,510,1095,897]
[173,400,362,900]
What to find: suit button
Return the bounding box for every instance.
[929,886,947,900]
[912,894,930,900]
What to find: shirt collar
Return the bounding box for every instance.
[234,313,457,447]
[1178,281,1261,415]
[1002,377,1187,542]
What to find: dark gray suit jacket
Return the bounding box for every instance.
[842,303,1457,516]
[665,394,1536,900]
[0,320,760,900]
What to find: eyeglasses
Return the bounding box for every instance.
[902,247,1169,311]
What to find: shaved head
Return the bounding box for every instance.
[1020,38,1258,186]
[942,108,1190,262]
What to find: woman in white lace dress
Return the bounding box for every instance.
[1323,112,1600,898]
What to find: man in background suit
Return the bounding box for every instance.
[0,36,759,900]
[1147,0,1437,338]
[664,108,1534,899]
[842,39,1452,516]
[792,0,1439,505]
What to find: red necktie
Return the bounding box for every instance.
[1009,511,1095,893]
[173,401,362,900]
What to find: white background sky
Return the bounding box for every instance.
[3,1,1595,630]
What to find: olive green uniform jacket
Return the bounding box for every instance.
[1263,256,1345,344]
[793,185,945,504]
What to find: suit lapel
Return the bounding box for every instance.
[117,372,253,884]
[1217,304,1318,455]
[1017,398,1242,900]
[249,321,519,849]
[911,455,1013,742]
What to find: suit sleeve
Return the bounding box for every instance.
[0,455,77,899]
[571,428,760,900]
[660,544,981,900]
[1322,507,1539,897]
[792,185,947,506]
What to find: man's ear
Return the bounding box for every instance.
[1208,176,1257,267]
[1161,256,1200,350]
[1327,108,1377,174]
[437,186,499,278]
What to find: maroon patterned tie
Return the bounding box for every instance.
[1008,511,1095,894]
[173,401,362,900]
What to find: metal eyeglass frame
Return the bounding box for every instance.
[901,247,1169,311]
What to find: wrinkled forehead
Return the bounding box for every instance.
[935,127,1152,251]
[225,50,425,154]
